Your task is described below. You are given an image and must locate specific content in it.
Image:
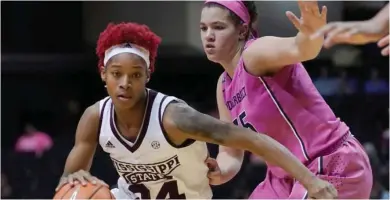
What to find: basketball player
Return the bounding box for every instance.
[55,22,337,199]
[313,3,389,56]
[200,0,373,199]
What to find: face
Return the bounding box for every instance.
[101,53,150,109]
[200,6,246,63]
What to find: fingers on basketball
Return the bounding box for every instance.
[53,182,115,200]
[56,178,68,191]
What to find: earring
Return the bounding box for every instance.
[104,85,107,88]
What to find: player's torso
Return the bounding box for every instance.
[222,62,349,172]
[97,90,212,199]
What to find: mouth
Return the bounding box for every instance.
[205,44,216,54]
[205,44,215,49]
[117,94,132,101]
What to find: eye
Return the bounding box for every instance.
[111,71,121,77]
[132,72,142,78]
[214,25,225,30]
[200,26,207,31]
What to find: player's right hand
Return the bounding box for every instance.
[306,177,338,199]
[55,170,108,191]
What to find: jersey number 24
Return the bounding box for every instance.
[128,179,185,199]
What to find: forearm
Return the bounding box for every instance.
[294,32,324,60]
[165,102,316,187]
[244,130,315,188]
[62,145,95,176]
[216,149,244,184]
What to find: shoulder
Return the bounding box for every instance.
[242,36,299,76]
[242,37,272,75]
[163,101,193,123]
[73,101,102,143]
[86,101,102,119]
[242,36,283,62]
[160,101,198,143]
[162,101,205,134]
[79,101,101,131]
[242,37,275,57]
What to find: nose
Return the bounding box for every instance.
[205,29,215,42]
[119,76,131,90]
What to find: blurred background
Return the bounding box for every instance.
[1,1,389,199]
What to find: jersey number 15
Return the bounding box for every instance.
[232,111,257,132]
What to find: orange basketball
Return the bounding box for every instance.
[53,182,114,199]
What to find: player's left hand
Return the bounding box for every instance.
[306,177,338,199]
[378,35,389,56]
[205,157,223,185]
[286,0,327,36]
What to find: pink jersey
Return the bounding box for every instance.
[222,40,349,178]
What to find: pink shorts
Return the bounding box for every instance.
[249,135,373,199]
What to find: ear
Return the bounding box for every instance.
[238,24,249,40]
[100,66,106,82]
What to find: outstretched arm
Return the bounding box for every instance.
[163,101,312,189]
[163,102,338,199]
[243,1,327,76]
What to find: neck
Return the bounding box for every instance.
[220,41,245,78]
[114,90,148,129]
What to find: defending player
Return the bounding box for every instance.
[200,0,373,199]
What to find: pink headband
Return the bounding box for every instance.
[205,0,250,24]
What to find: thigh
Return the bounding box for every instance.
[249,170,293,199]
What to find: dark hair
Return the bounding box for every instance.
[204,1,258,38]
[96,22,161,73]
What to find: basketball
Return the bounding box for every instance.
[53,182,114,199]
